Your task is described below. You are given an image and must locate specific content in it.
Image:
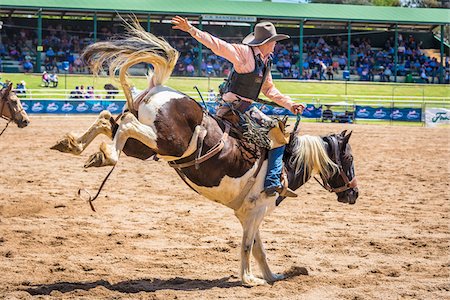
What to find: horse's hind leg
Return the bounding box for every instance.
[84,112,157,168]
[252,229,284,282]
[51,110,114,155]
[236,208,268,286]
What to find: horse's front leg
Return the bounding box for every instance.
[84,112,157,168]
[236,207,268,286]
[51,110,114,155]
[252,229,284,282]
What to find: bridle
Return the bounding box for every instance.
[0,89,25,136]
[314,135,358,194]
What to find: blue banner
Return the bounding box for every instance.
[355,105,421,122]
[199,101,322,118]
[22,100,125,114]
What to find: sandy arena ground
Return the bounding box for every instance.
[0,116,448,300]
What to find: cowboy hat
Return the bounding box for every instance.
[242,22,289,46]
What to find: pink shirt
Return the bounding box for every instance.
[189,27,294,111]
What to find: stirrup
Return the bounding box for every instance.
[276,186,297,198]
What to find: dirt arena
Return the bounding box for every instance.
[0,116,448,300]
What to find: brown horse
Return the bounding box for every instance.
[0,83,30,135]
[52,21,358,286]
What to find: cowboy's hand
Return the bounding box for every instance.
[290,103,305,115]
[171,16,193,32]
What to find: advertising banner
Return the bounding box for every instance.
[199,102,322,118]
[425,108,450,127]
[22,100,126,114]
[355,105,421,122]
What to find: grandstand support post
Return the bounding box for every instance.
[93,12,97,43]
[147,14,151,33]
[197,16,203,77]
[36,9,42,73]
[439,24,444,84]
[299,19,304,79]
[394,24,398,83]
[347,22,351,74]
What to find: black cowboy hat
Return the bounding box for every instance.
[242,22,290,46]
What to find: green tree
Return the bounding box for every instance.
[311,0,401,5]
[402,0,442,7]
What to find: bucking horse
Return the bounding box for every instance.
[51,21,358,286]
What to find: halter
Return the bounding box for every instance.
[0,91,19,136]
[314,135,358,194]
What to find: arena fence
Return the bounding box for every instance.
[13,89,450,127]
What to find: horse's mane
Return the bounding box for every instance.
[289,134,338,183]
[82,17,179,113]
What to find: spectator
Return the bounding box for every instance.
[69,86,82,99]
[15,80,27,96]
[420,68,429,83]
[42,71,50,87]
[186,63,195,76]
[49,72,58,87]
[23,60,33,73]
[383,67,392,82]
[326,65,333,80]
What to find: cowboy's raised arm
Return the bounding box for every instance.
[171,16,247,66]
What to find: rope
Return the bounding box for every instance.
[0,120,11,137]
[78,164,117,212]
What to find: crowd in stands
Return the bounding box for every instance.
[1,21,448,84]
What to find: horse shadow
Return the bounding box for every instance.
[24,266,308,295]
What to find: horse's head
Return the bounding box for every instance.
[0,83,30,128]
[322,130,358,204]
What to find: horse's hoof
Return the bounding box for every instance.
[50,135,81,154]
[84,152,106,168]
[266,273,284,282]
[242,275,268,286]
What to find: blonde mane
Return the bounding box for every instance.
[289,135,338,182]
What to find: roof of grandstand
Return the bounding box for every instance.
[2,0,449,31]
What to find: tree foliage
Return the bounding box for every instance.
[401,0,443,7]
[309,0,449,6]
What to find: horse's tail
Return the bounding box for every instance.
[82,18,179,113]
[289,135,338,183]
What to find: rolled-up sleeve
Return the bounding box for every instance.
[189,27,248,67]
[261,72,293,110]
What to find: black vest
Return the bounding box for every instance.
[223,47,272,101]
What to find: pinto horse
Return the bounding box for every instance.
[0,83,30,135]
[52,22,358,286]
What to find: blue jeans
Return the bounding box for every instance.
[264,145,285,190]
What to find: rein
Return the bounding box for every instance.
[77,112,125,212]
[314,135,357,194]
[0,94,14,136]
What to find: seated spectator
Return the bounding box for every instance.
[186,63,195,76]
[208,89,215,101]
[85,86,94,98]
[69,86,82,99]
[104,83,119,99]
[49,73,58,87]
[322,106,334,121]
[15,80,27,96]
[23,60,33,73]
[42,71,50,87]
[420,68,429,83]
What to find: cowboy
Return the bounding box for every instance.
[172,16,305,197]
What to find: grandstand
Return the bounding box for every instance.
[0,0,448,84]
